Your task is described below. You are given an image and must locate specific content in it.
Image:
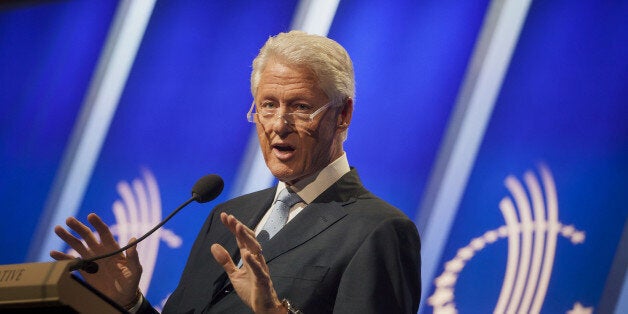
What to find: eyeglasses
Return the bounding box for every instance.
[246,101,335,125]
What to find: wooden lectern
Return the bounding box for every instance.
[0,260,126,313]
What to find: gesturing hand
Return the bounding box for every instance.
[49,213,142,307]
[210,213,287,314]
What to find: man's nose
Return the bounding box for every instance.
[270,111,294,135]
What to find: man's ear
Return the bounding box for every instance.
[337,97,353,131]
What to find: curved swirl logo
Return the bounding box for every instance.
[427,164,592,313]
[67,168,181,307]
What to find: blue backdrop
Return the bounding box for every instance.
[1,1,626,312]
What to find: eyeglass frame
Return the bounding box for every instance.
[246,101,337,125]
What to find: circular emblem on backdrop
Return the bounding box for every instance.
[66,168,182,311]
[427,164,592,313]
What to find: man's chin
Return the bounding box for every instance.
[271,167,312,185]
[269,165,297,182]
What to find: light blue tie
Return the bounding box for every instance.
[257,188,302,245]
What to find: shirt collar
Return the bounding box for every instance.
[276,152,350,204]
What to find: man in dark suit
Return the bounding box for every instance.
[51,31,421,313]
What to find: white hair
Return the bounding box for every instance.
[251,30,355,104]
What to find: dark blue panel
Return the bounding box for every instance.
[429,1,627,312]
[75,1,297,306]
[0,1,117,264]
[329,0,490,218]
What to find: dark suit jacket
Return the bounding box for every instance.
[142,169,421,313]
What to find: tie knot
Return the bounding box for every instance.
[276,188,302,208]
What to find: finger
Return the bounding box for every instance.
[244,251,271,286]
[239,219,257,238]
[220,212,238,235]
[219,214,242,251]
[66,216,100,248]
[223,213,256,240]
[210,243,238,275]
[246,244,269,273]
[50,250,76,261]
[235,222,262,255]
[124,237,143,275]
[87,213,120,249]
[220,213,262,257]
[223,214,259,254]
[54,225,90,256]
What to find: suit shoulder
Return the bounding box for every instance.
[215,187,274,208]
[348,192,413,223]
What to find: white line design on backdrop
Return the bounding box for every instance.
[427,164,591,313]
[66,168,181,297]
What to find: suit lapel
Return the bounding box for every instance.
[262,201,348,262]
[261,169,367,263]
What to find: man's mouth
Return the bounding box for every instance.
[272,143,296,160]
[272,143,295,152]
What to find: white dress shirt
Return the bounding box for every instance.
[253,152,350,236]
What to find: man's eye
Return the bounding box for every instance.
[295,104,312,111]
[261,102,277,109]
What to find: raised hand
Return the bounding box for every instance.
[50,213,142,307]
[210,212,287,314]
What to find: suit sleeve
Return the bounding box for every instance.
[135,297,159,314]
[333,217,421,314]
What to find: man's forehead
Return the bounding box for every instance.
[260,61,315,79]
[255,63,324,99]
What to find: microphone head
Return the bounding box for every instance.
[82,261,99,274]
[191,174,224,203]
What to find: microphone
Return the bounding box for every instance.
[69,174,224,273]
